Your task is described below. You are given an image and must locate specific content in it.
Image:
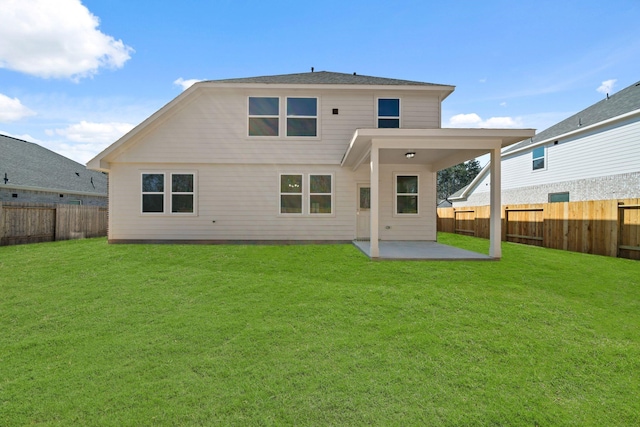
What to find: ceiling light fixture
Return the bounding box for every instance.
[405,152,416,159]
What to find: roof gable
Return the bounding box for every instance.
[0,134,107,195]
[88,71,456,171]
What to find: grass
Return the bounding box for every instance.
[0,233,639,426]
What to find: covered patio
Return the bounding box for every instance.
[353,240,493,260]
[342,127,535,260]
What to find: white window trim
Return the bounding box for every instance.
[278,173,335,216]
[532,146,547,172]
[286,96,320,138]
[170,172,198,215]
[376,97,401,129]
[309,173,334,215]
[394,173,420,216]
[279,173,304,215]
[141,172,166,215]
[141,171,198,215]
[248,96,280,138]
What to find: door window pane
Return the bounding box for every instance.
[359,187,370,209]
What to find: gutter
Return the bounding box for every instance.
[1,184,107,197]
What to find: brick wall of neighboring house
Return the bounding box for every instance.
[456,171,640,207]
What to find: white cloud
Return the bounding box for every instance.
[449,113,482,127]
[45,120,134,163]
[447,113,522,128]
[0,130,42,144]
[0,93,36,122]
[174,78,204,91]
[0,0,133,80]
[40,141,108,164]
[500,102,507,107]
[52,120,134,143]
[596,79,617,94]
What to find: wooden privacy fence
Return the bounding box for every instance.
[0,202,107,246]
[437,198,640,260]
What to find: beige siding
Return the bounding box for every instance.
[114,88,442,166]
[107,86,442,242]
[400,93,441,129]
[108,162,436,242]
[378,164,436,241]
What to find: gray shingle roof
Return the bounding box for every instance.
[505,80,640,154]
[206,71,452,87]
[0,134,107,195]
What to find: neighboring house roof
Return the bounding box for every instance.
[1,134,107,196]
[451,79,640,201]
[505,79,640,154]
[207,70,453,87]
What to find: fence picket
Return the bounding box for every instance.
[0,202,107,246]
[439,198,639,260]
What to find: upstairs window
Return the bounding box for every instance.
[378,98,400,128]
[532,146,545,170]
[249,97,279,136]
[396,174,418,214]
[287,97,317,137]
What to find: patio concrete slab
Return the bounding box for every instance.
[353,240,494,260]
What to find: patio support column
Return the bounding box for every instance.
[489,147,502,258]
[370,143,380,258]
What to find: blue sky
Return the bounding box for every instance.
[1,0,639,164]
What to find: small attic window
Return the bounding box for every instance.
[12,193,18,198]
[59,194,64,198]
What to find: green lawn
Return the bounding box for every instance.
[1,234,638,426]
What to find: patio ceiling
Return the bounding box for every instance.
[341,128,536,171]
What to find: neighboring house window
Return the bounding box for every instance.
[171,173,195,213]
[378,98,400,128]
[249,97,279,136]
[280,174,303,214]
[549,192,569,203]
[396,174,418,214]
[142,172,196,214]
[309,174,332,214]
[532,146,545,170]
[287,97,317,137]
[68,200,82,205]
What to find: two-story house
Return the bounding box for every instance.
[450,79,640,207]
[87,71,533,258]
